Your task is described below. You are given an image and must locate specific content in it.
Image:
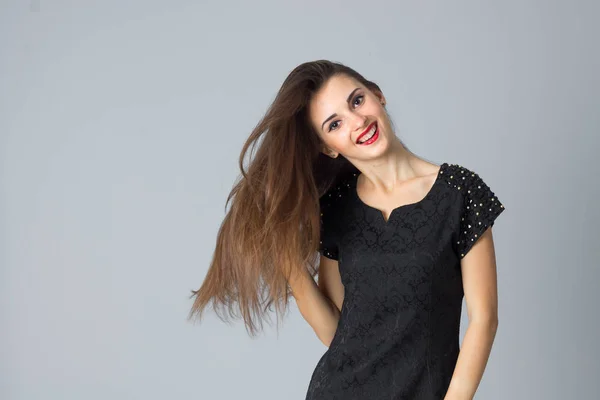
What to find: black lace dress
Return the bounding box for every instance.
[305,162,505,400]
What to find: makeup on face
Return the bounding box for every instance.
[356,121,379,145]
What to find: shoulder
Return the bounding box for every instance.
[319,172,356,213]
[441,162,505,214]
[440,163,500,199]
[318,173,355,260]
[443,162,506,258]
[440,163,481,188]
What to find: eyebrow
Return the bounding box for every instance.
[320,87,361,131]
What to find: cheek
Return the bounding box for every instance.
[320,134,344,152]
[331,132,356,151]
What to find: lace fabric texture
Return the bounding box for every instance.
[308,163,505,400]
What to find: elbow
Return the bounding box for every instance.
[318,331,334,348]
[316,313,340,348]
[478,315,499,332]
[487,312,499,330]
[468,310,498,331]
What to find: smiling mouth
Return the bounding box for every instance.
[356,122,378,144]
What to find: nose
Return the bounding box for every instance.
[352,113,369,132]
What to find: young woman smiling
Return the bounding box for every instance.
[189,60,506,400]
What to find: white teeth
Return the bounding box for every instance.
[358,125,377,144]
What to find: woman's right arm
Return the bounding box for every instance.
[289,256,344,347]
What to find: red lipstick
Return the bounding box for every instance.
[356,122,379,145]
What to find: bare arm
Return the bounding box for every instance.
[444,228,499,400]
[289,255,344,347]
[316,255,345,313]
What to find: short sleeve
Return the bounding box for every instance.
[318,194,339,260]
[455,166,506,259]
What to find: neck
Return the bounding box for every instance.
[353,138,434,191]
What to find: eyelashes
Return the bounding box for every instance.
[328,95,365,131]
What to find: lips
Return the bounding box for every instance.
[356,122,377,144]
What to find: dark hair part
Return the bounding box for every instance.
[188,60,386,336]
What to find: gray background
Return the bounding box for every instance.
[1,1,598,399]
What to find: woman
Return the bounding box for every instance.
[188,60,506,399]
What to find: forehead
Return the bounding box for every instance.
[309,74,363,118]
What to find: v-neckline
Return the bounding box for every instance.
[352,162,448,225]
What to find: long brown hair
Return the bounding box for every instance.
[187,60,384,336]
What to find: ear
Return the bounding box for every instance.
[321,146,339,158]
[371,89,386,106]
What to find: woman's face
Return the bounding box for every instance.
[309,74,391,161]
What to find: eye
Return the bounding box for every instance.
[328,95,365,131]
[353,95,364,107]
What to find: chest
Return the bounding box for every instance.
[335,188,460,283]
[355,175,439,223]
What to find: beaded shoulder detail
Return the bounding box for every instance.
[442,163,506,258]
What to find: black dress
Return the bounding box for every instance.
[305,162,505,400]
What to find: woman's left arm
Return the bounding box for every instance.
[444,227,500,400]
